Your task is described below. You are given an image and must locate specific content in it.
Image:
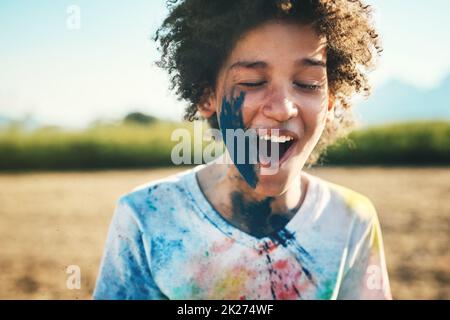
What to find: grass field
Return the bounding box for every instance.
[0,167,449,299]
[0,121,449,170]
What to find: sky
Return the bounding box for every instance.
[1,0,449,128]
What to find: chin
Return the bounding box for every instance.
[254,168,295,197]
[254,155,306,197]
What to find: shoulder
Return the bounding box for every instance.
[115,166,200,228]
[306,173,383,262]
[326,180,377,224]
[306,173,379,233]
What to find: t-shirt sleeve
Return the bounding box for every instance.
[337,205,392,300]
[93,197,167,300]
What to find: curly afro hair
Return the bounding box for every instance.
[154,0,382,165]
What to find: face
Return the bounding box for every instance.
[202,21,333,196]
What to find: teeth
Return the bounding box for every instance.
[258,135,293,143]
[272,136,282,143]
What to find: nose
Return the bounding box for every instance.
[261,86,298,123]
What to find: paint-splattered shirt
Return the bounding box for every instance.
[93,165,392,300]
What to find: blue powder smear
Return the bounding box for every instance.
[219,91,258,189]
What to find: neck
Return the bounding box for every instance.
[198,159,306,238]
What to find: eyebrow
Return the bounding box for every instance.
[296,57,327,68]
[228,60,268,71]
[228,57,326,71]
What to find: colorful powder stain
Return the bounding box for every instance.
[270,228,317,286]
[182,238,259,299]
[211,238,235,254]
[219,91,258,189]
[186,254,258,298]
[231,192,275,238]
[329,182,377,220]
[268,257,312,300]
[182,236,318,299]
[212,265,258,299]
[151,236,185,269]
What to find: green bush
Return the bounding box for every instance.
[320,121,450,165]
[0,120,448,171]
[0,122,193,170]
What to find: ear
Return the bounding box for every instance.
[326,93,335,124]
[197,87,217,119]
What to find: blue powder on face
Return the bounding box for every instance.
[219,91,258,189]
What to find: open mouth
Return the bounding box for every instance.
[256,131,297,167]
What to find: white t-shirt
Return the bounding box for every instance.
[94,164,391,300]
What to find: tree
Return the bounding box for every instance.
[123,112,157,125]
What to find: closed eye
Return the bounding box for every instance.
[239,81,267,87]
[294,82,323,91]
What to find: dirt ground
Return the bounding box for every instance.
[0,167,448,300]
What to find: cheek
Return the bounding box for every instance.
[238,91,266,125]
[299,94,329,126]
